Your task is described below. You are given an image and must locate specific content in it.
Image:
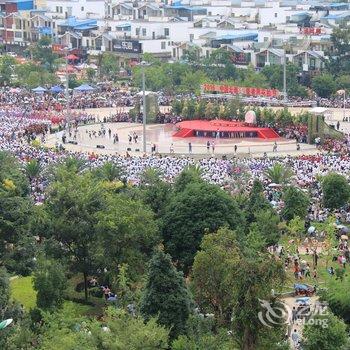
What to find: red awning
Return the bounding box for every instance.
[67,54,79,60]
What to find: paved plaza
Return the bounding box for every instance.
[44,105,350,157]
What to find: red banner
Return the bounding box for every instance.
[202,84,279,97]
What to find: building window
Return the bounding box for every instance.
[56,6,59,13]
[15,32,22,38]
[142,28,146,36]
[161,41,166,50]
[136,28,140,36]
[274,13,277,18]
[86,39,89,47]
[190,34,194,42]
[81,7,84,11]
[164,28,169,36]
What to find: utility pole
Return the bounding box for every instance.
[283,49,287,104]
[141,61,147,153]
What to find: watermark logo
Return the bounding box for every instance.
[258,299,329,328]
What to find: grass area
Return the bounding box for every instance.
[10,276,37,310]
[10,275,105,317]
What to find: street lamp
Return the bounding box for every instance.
[140,60,148,153]
[337,89,347,121]
[282,43,288,104]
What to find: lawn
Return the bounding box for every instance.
[10,276,37,310]
[10,275,104,316]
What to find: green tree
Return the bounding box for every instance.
[140,248,192,339]
[0,55,16,85]
[251,209,280,246]
[192,228,240,325]
[265,163,293,184]
[328,26,350,75]
[282,186,309,221]
[246,179,272,223]
[302,312,349,350]
[162,181,244,272]
[30,36,58,72]
[95,193,160,278]
[33,258,67,310]
[321,173,350,209]
[42,172,104,300]
[92,161,124,182]
[312,74,337,98]
[85,67,96,83]
[25,159,41,181]
[100,52,119,79]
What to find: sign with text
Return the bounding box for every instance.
[112,39,141,53]
[202,84,280,97]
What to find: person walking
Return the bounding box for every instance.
[206,140,210,153]
[211,141,215,154]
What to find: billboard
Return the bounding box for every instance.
[112,40,141,54]
[202,84,280,97]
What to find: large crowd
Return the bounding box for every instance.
[1,106,350,219]
[1,86,350,224]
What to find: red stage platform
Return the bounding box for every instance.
[173,120,280,139]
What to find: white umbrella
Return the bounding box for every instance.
[308,226,316,234]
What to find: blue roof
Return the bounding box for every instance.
[74,25,97,30]
[167,5,205,11]
[60,16,97,29]
[322,12,350,19]
[329,3,349,8]
[116,22,131,28]
[216,32,258,41]
[38,26,52,35]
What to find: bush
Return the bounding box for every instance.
[321,173,350,209]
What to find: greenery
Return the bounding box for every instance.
[141,248,192,339]
[282,186,310,221]
[33,258,67,310]
[321,173,350,209]
[302,312,349,350]
[1,148,350,349]
[10,276,37,310]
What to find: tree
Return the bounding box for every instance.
[246,180,272,223]
[140,248,192,339]
[0,55,16,86]
[30,36,58,72]
[282,186,310,221]
[33,258,67,310]
[95,193,160,278]
[92,161,124,182]
[232,240,286,350]
[192,228,240,325]
[99,52,119,79]
[328,27,350,75]
[302,312,349,350]
[265,163,293,184]
[250,209,280,246]
[25,159,42,181]
[85,67,96,83]
[321,173,350,209]
[162,181,244,272]
[42,172,105,300]
[312,74,337,98]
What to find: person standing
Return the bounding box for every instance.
[170,143,174,154]
[234,144,238,153]
[206,140,210,153]
[211,141,215,154]
[273,141,277,152]
[291,329,300,349]
[188,142,192,154]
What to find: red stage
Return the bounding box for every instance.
[173,120,280,139]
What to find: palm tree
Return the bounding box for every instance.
[95,162,124,182]
[264,163,293,184]
[25,159,41,180]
